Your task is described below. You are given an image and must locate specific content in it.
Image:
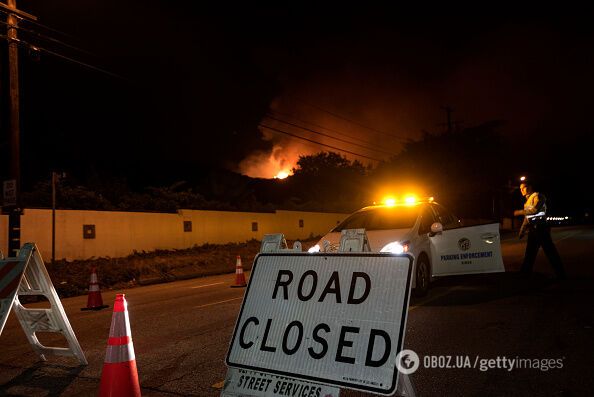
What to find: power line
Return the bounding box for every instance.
[0,8,78,41]
[261,123,383,162]
[0,20,95,57]
[265,113,395,156]
[0,34,126,80]
[259,123,384,162]
[269,109,392,147]
[287,95,410,142]
[0,2,36,21]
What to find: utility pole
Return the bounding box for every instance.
[1,1,37,257]
[7,0,21,258]
[8,0,19,190]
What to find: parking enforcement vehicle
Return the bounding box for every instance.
[310,197,504,296]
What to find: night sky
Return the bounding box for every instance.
[2,5,593,202]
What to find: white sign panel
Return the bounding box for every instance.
[226,253,413,395]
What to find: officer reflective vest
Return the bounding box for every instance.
[520,192,547,235]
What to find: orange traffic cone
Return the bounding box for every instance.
[81,266,109,311]
[99,294,141,397]
[231,255,247,288]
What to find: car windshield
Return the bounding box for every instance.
[332,206,421,232]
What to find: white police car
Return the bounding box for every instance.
[311,198,504,296]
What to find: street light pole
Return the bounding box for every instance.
[51,171,65,263]
[52,172,56,263]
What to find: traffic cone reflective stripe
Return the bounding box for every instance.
[99,294,141,397]
[105,310,133,362]
[105,342,135,363]
[81,266,108,311]
[231,255,247,288]
[108,335,131,345]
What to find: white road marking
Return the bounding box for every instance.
[195,297,243,309]
[554,232,579,243]
[190,282,224,289]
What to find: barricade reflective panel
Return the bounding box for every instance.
[0,243,87,365]
[338,228,371,252]
[260,234,303,253]
[260,234,288,253]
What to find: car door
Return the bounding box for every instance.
[429,210,504,276]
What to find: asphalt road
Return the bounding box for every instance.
[1,226,593,397]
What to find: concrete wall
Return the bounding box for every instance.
[3,208,347,261]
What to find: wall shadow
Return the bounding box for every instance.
[0,362,85,397]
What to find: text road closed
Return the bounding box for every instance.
[226,253,412,395]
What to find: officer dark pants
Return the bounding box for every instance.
[521,225,566,278]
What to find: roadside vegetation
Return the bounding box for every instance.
[48,238,317,298]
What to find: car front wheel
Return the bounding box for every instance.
[414,256,430,297]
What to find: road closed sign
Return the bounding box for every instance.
[226,253,413,395]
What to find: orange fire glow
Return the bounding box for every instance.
[275,170,290,179]
[238,96,401,179]
[238,137,313,179]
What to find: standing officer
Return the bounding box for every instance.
[514,177,566,279]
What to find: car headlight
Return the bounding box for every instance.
[308,244,321,253]
[380,241,410,254]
